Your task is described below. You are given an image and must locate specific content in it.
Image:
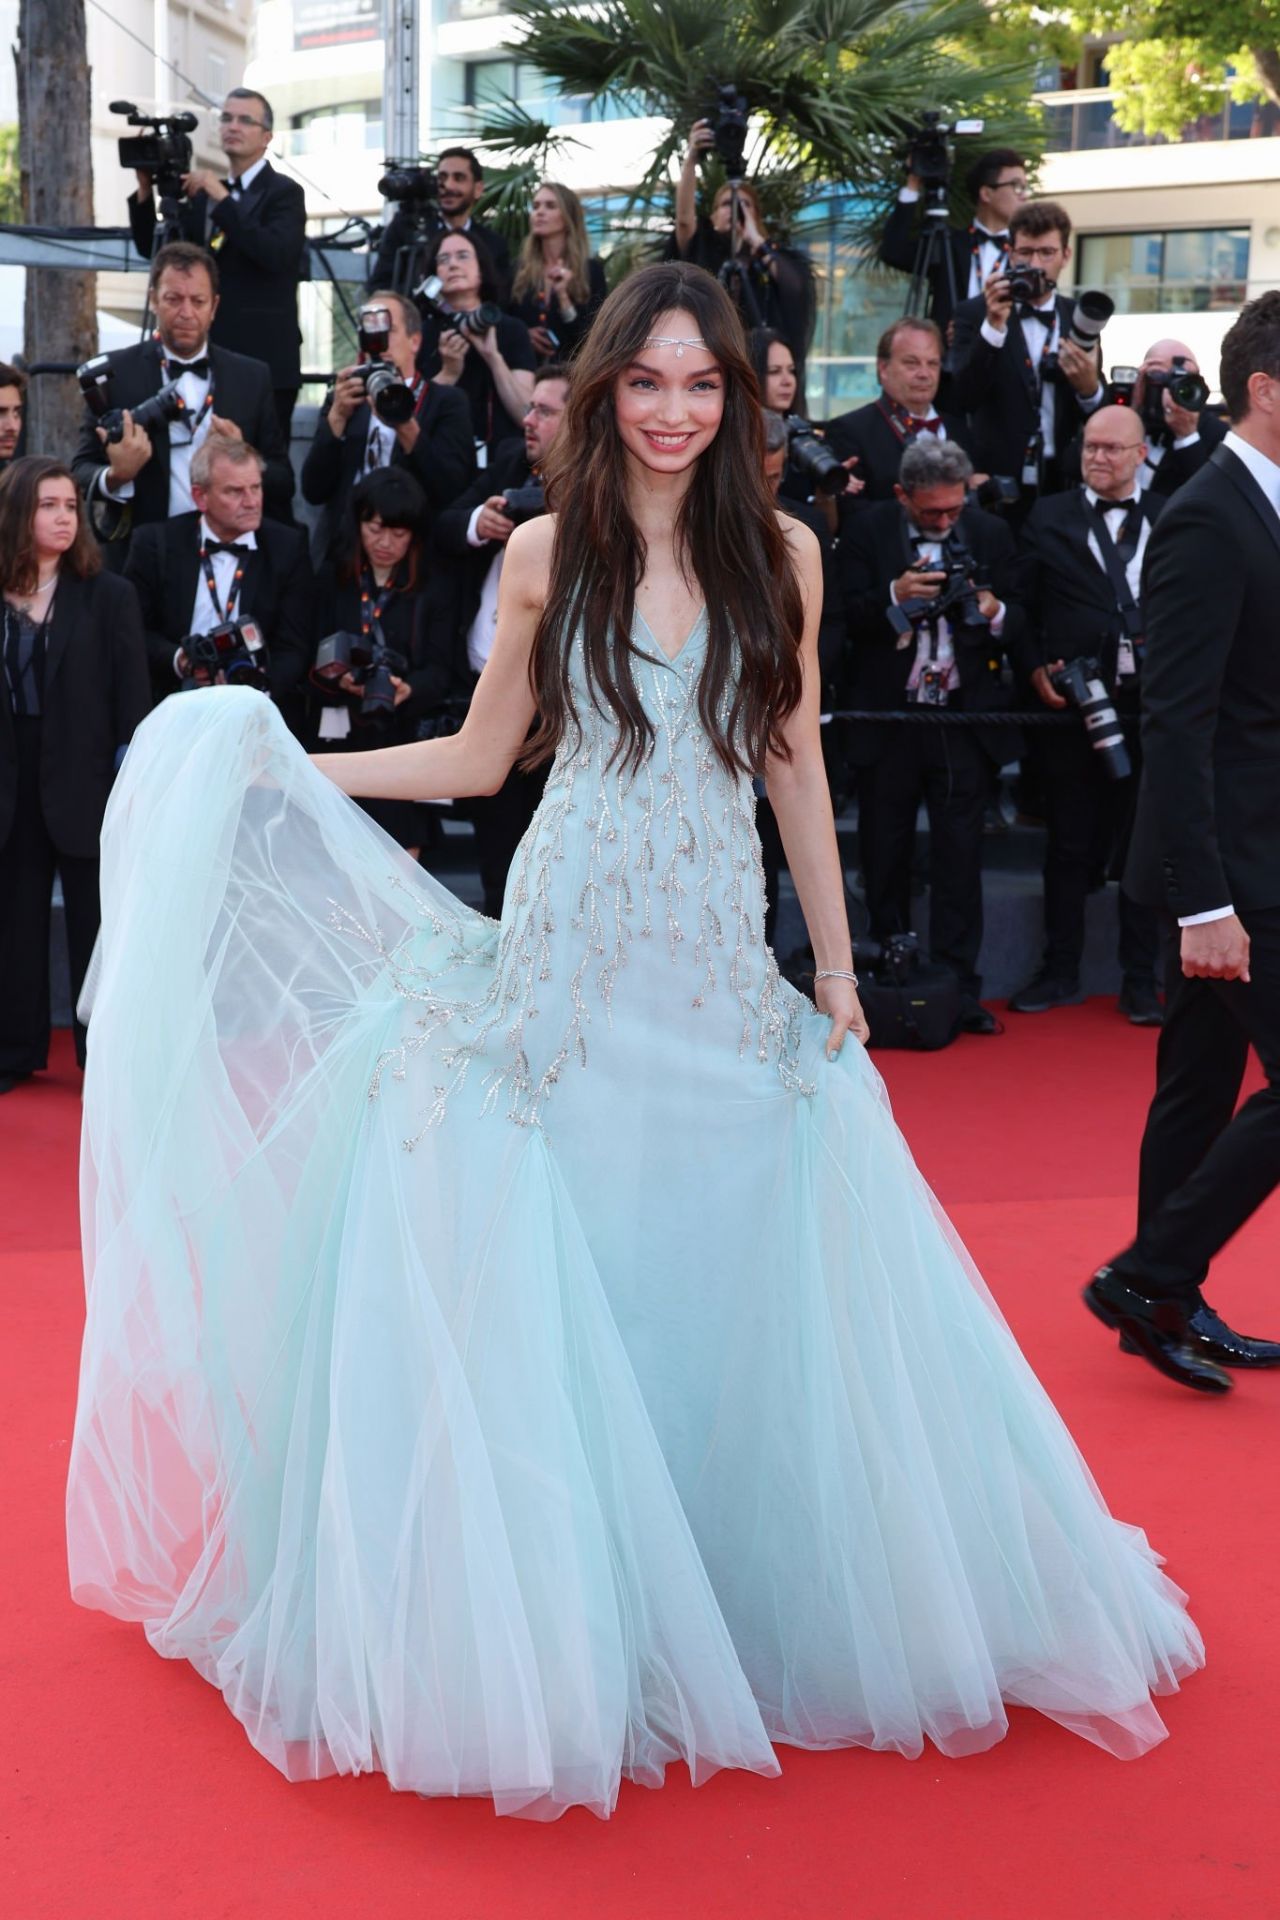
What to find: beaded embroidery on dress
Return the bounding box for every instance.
[69,624,1202,1822]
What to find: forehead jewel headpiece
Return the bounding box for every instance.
[644,334,709,358]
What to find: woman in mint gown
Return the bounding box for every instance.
[67,264,1202,1821]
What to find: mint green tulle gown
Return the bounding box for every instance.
[67,612,1202,1820]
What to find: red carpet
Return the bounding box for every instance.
[4,1011,1278,1920]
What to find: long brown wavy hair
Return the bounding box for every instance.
[525,261,805,777]
[511,181,593,309]
[0,456,101,593]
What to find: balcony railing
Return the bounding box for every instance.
[1038,86,1280,153]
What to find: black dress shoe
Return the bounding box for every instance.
[1009,972,1084,1014]
[1084,1267,1232,1392]
[1117,982,1164,1027]
[0,1072,33,1095]
[1119,1297,1280,1368]
[958,999,999,1035]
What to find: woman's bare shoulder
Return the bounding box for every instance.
[774,508,820,565]
[503,513,557,602]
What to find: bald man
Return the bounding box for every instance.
[1010,404,1165,1020]
[1130,338,1226,495]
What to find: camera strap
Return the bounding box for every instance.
[1081,497,1145,642]
[359,565,400,639]
[199,541,244,625]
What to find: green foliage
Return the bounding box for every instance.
[0,125,21,225]
[455,0,1045,249]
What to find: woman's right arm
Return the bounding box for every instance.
[675,122,712,253]
[310,517,551,803]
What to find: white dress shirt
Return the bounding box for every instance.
[186,518,256,653]
[888,533,1006,700]
[980,293,1103,470]
[465,504,504,673]
[1082,486,1150,679]
[98,350,215,516]
[224,155,268,200]
[1139,428,1202,492]
[1175,431,1280,927]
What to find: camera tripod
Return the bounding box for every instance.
[717,179,765,332]
[904,193,959,323]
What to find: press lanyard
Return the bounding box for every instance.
[199,542,244,624]
[358,565,400,639]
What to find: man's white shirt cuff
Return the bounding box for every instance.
[1178,906,1235,926]
[979,318,1008,350]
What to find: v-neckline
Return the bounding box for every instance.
[635,603,706,666]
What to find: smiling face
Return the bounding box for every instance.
[32,475,80,563]
[436,154,483,219]
[613,310,725,477]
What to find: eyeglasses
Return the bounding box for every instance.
[219,111,267,129]
[993,177,1029,193]
[1083,442,1142,458]
[525,402,562,421]
[1010,243,1062,264]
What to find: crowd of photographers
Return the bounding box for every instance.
[0,86,1233,1085]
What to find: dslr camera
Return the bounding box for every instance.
[312,624,408,729]
[351,306,416,426]
[1140,356,1210,440]
[1049,657,1131,781]
[888,531,990,702]
[782,416,850,497]
[905,110,985,209]
[1004,261,1053,306]
[77,355,186,443]
[415,275,502,339]
[501,480,547,526]
[181,619,269,692]
[111,100,197,202]
[704,83,750,179]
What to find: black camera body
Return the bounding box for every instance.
[1005,262,1053,306]
[501,481,546,526]
[357,362,416,426]
[312,627,408,728]
[182,619,269,692]
[889,532,988,642]
[906,110,985,209]
[77,355,186,444]
[112,100,197,202]
[1140,356,1210,441]
[782,416,849,497]
[415,275,501,340]
[378,163,439,207]
[705,83,750,179]
[1050,656,1131,780]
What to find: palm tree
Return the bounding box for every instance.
[474,0,1044,246]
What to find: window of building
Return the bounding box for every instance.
[206,51,227,96]
[1076,228,1250,314]
[289,101,383,155]
[462,59,643,125]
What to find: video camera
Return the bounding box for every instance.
[501,480,547,526]
[311,624,408,728]
[351,306,416,426]
[181,619,269,693]
[906,111,985,210]
[414,274,502,340]
[697,83,750,180]
[111,100,197,202]
[782,416,850,497]
[76,355,186,443]
[1049,657,1131,780]
[379,162,439,209]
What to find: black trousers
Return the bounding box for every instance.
[1034,714,1158,985]
[864,725,989,998]
[0,718,100,1073]
[1112,904,1280,1298]
[273,387,300,442]
[470,764,546,919]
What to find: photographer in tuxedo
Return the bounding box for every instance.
[878,147,1028,336]
[300,291,475,562]
[1086,293,1280,1392]
[840,436,1024,1033]
[428,363,568,913]
[0,458,149,1090]
[950,202,1104,512]
[123,434,313,729]
[1010,405,1163,1023]
[823,318,975,502]
[128,88,306,436]
[72,242,293,546]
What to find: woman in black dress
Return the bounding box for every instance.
[310,467,449,855]
[0,457,149,1089]
[416,228,536,467]
[507,182,607,362]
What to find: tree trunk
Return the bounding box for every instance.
[1252,47,1280,110]
[16,0,98,458]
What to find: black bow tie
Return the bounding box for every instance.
[1019,307,1055,328]
[168,356,210,378]
[205,540,249,557]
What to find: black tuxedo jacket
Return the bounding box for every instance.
[1126,444,1280,916]
[0,570,151,857]
[128,163,307,387]
[1060,408,1228,500]
[839,499,1024,759]
[1016,487,1166,683]
[822,400,976,502]
[71,338,294,539]
[949,292,1096,484]
[300,384,476,562]
[123,511,314,726]
[878,204,1000,334]
[425,439,532,697]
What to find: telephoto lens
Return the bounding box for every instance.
[1066,290,1114,351]
[1050,657,1131,781]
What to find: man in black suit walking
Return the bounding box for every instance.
[1086,292,1280,1391]
[301,290,475,562]
[823,317,974,501]
[878,147,1028,337]
[129,88,307,437]
[1011,405,1164,1021]
[72,242,293,546]
[840,436,1025,1032]
[123,433,313,731]
[950,201,1104,511]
